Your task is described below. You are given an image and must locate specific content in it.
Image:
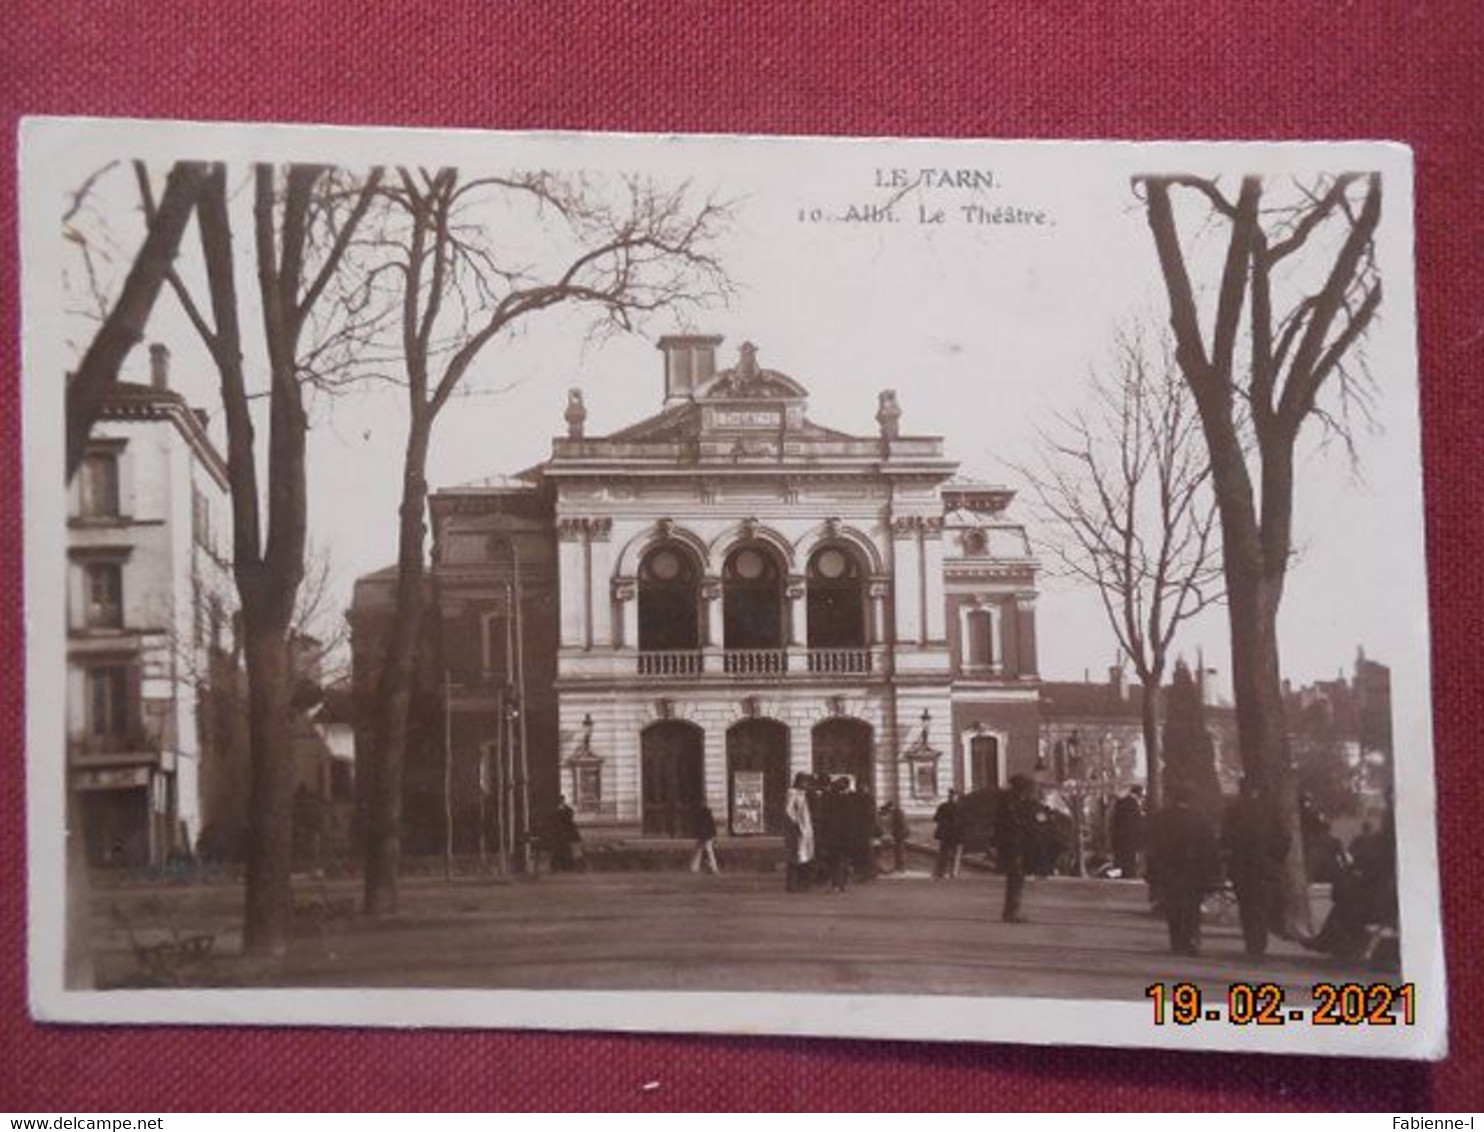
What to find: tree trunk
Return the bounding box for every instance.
[66,161,209,480]
[1139,677,1162,811]
[241,610,296,955]
[364,416,434,915]
[1222,560,1311,935]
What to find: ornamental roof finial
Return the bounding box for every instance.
[738,341,760,383]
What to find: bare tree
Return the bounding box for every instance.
[360,168,732,913]
[64,161,209,479]
[146,160,383,954]
[1138,171,1382,931]
[1021,330,1222,811]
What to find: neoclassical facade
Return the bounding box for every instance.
[398,335,1040,845]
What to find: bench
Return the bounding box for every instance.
[111,901,216,986]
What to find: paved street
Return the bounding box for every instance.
[92,867,1375,1003]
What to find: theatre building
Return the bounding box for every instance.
[355,335,1041,849]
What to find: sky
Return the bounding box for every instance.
[36,126,1428,697]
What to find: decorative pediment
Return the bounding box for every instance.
[696,341,809,402]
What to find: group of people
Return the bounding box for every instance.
[929,777,1042,922]
[1134,780,1296,958]
[782,772,910,893]
[1134,780,1398,962]
[577,771,1398,965]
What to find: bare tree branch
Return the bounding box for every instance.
[1017,326,1222,808]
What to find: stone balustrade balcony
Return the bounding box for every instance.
[627,647,878,680]
[636,649,705,677]
[804,647,873,675]
[722,648,789,677]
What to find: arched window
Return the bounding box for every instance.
[807,544,866,648]
[722,543,783,650]
[638,544,701,651]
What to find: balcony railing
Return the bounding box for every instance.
[806,648,872,675]
[724,649,788,677]
[628,648,874,679]
[637,650,704,677]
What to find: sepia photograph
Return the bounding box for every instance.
[20,120,1445,1057]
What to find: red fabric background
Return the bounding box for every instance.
[2,0,1480,1112]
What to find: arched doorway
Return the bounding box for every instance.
[811,717,874,792]
[641,721,704,837]
[725,718,789,835]
[968,732,1003,793]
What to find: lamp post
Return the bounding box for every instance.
[511,545,532,875]
[443,669,454,881]
[1061,730,1087,877]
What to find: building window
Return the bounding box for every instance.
[963,606,995,668]
[723,543,783,650]
[191,485,212,553]
[87,665,130,741]
[638,544,701,651]
[806,544,866,648]
[85,562,124,629]
[79,452,121,519]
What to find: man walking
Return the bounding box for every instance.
[996,774,1038,922]
[1222,778,1288,958]
[689,804,721,875]
[1146,785,1222,955]
[881,801,909,873]
[1110,785,1146,879]
[549,795,582,872]
[933,788,961,879]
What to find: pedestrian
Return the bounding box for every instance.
[1222,778,1289,958]
[689,804,720,875]
[849,782,878,882]
[881,801,909,873]
[933,788,961,879]
[805,773,830,888]
[822,777,855,893]
[549,795,583,873]
[783,772,815,892]
[1305,812,1398,962]
[1110,785,1146,880]
[995,774,1038,922]
[1146,784,1223,955]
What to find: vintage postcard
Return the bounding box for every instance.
[20,119,1446,1058]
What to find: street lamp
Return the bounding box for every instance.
[1061,730,1088,877]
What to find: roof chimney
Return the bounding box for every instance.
[1109,664,1126,701]
[149,342,171,390]
[657,334,723,405]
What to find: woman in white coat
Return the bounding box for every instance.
[784,772,815,892]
